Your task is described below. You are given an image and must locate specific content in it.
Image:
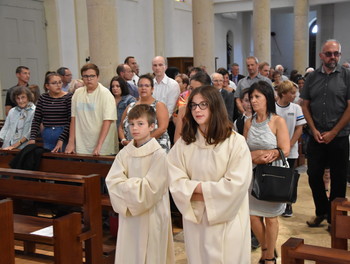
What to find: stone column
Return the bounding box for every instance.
[74,0,90,71]
[294,0,309,74]
[153,0,165,56]
[0,80,4,119]
[86,0,118,86]
[192,0,215,73]
[253,0,270,64]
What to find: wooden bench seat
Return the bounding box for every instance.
[282,237,350,264]
[14,213,83,263]
[0,168,105,264]
[282,198,350,264]
[0,199,15,264]
[0,149,115,211]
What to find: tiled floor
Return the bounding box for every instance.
[15,165,350,263]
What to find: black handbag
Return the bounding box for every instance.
[251,148,300,203]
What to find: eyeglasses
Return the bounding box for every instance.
[188,101,209,111]
[323,51,341,57]
[212,79,223,83]
[49,81,63,86]
[82,74,97,79]
[138,84,152,88]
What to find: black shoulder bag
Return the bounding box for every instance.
[251,148,300,203]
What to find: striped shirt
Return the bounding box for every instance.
[30,92,72,141]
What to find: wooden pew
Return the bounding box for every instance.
[0,149,114,209]
[0,168,104,264]
[282,198,350,264]
[0,199,15,264]
[15,212,83,264]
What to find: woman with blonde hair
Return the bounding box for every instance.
[68,79,84,93]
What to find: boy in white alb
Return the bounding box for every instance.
[276,80,306,217]
[106,104,174,264]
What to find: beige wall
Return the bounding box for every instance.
[43,0,61,71]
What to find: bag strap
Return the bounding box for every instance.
[275,147,287,166]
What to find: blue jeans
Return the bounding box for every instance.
[42,126,66,151]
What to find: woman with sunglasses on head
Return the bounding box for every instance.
[244,81,290,264]
[118,74,170,152]
[168,85,252,263]
[28,72,72,152]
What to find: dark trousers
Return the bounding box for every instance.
[307,136,349,222]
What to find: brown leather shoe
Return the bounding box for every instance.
[306,215,327,227]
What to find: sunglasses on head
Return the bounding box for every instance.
[323,51,341,57]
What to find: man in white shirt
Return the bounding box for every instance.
[152,56,180,117]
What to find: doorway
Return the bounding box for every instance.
[0,0,48,118]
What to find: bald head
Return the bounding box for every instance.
[152,56,167,79]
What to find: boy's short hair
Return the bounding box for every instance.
[80,63,99,77]
[128,104,156,126]
[276,80,295,98]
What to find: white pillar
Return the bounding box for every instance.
[86,0,119,86]
[192,0,215,73]
[253,0,271,64]
[153,0,165,56]
[294,0,309,74]
[74,0,90,71]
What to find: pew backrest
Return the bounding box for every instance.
[0,199,15,264]
[0,168,103,264]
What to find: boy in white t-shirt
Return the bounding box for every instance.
[276,80,306,217]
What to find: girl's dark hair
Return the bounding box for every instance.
[182,85,233,145]
[11,86,34,103]
[44,72,61,92]
[137,74,154,88]
[44,72,61,85]
[248,81,276,115]
[109,76,130,96]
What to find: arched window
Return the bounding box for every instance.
[309,19,317,69]
[226,31,233,70]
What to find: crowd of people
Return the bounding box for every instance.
[1,39,350,264]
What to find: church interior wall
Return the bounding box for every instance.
[164,2,193,60]
[116,0,155,75]
[334,2,350,64]
[214,14,235,71]
[270,10,294,75]
[56,0,79,79]
[213,12,247,74]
